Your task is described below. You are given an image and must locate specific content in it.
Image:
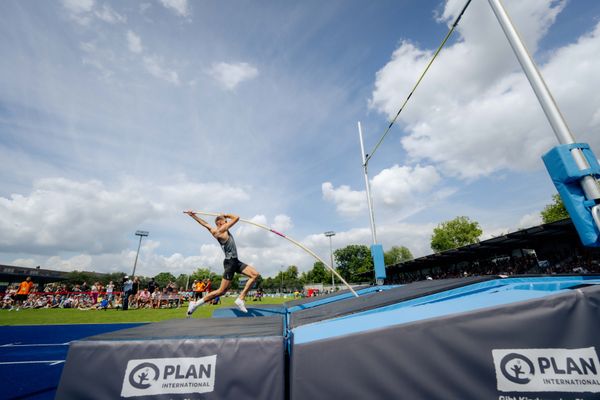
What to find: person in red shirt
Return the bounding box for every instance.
[14,276,34,311]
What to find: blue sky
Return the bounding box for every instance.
[1,0,600,278]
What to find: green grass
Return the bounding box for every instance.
[0,296,290,325]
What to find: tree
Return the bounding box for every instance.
[175,274,189,290]
[65,270,106,288]
[302,261,328,284]
[190,267,213,282]
[541,194,569,223]
[430,216,482,252]
[334,245,373,283]
[384,246,413,266]
[282,265,302,291]
[153,272,176,289]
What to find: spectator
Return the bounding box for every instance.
[90,282,99,304]
[113,293,123,310]
[148,278,157,295]
[49,295,61,308]
[205,278,211,296]
[194,279,205,301]
[3,288,15,309]
[151,288,160,309]
[122,276,133,310]
[129,277,140,309]
[106,281,114,302]
[138,288,151,308]
[14,276,34,311]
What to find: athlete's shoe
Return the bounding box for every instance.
[186,300,201,318]
[234,298,248,313]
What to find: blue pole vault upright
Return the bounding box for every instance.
[358,121,386,284]
[488,0,600,247]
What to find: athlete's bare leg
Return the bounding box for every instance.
[238,265,259,301]
[187,279,230,317]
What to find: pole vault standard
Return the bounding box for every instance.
[358,121,387,286]
[185,211,359,297]
[488,0,600,237]
[358,122,377,245]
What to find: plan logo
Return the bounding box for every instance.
[492,347,600,393]
[499,353,535,385]
[121,356,217,397]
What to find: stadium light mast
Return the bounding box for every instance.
[324,231,336,289]
[131,230,149,277]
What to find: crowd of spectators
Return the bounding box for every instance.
[0,277,199,311]
[388,252,600,284]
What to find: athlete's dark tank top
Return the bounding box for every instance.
[218,232,238,259]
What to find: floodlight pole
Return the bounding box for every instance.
[324,231,336,289]
[131,230,149,277]
[488,0,600,224]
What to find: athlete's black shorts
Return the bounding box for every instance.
[223,258,248,281]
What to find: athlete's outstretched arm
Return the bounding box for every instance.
[184,211,214,233]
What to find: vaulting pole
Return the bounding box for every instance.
[185,211,359,297]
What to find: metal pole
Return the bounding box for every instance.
[330,236,334,289]
[131,230,149,277]
[358,121,378,244]
[132,235,143,277]
[324,231,336,289]
[488,0,600,205]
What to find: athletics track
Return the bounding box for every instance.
[0,323,143,399]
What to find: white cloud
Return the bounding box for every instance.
[371,164,441,206]
[143,55,180,85]
[368,0,600,180]
[61,0,95,25]
[61,0,125,25]
[209,62,259,90]
[0,177,250,257]
[127,31,143,54]
[159,0,190,18]
[94,4,126,24]
[518,212,543,229]
[322,182,367,216]
[0,178,159,255]
[323,164,452,219]
[157,179,250,214]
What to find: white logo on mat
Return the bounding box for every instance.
[120,356,216,397]
[492,347,600,393]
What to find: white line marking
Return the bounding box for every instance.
[1,342,70,347]
[0,360,65,365]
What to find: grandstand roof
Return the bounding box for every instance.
[388,218,596,273]
[0,264,69,285]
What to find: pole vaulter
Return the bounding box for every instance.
[184,211,359,297]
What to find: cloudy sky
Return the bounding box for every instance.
[1,0,600,279]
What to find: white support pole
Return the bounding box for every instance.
[488,0,600,208]
[358,121,378,245]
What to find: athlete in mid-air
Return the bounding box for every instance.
[184,211,260,316]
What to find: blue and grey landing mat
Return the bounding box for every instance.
[56,275,600,400]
